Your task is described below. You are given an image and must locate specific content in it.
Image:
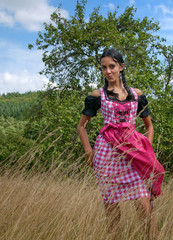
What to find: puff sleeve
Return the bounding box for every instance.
[137,94,151,118]
[82,95,101,117]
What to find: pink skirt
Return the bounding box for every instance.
[93,134,150,203]
[100,122,165,197]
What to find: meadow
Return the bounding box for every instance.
[0,155,172,240]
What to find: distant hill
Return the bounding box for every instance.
[0,91,40,120]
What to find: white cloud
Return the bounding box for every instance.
[0,0,69,31]
[154,4,173,32]
[0,70,49,94]
[108,3,115,10]
[160,17,173,30]
[129,0,135,6]
[0,41,45,74]
[0,40,49,93]
[103,3,115,10]
[0,10,14,27]
[154,4,173,15]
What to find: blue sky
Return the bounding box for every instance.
[0,0,172,94]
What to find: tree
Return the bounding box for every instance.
[161,45,173,95]
[0,116,33,163]
[29,0,166,95]
[27,0,173,173]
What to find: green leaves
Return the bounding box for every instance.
[0,116,33,162]
[29,1,168,93]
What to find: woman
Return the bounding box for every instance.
[78,48,165,238]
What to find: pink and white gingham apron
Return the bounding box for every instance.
[93,88,153,203]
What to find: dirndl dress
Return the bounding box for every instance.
[93,88,150,203]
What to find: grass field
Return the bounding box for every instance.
[0,164,173,240]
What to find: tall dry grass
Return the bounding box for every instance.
[0,131,172,240]
[0,167,173,240]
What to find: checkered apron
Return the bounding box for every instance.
[93,88,150,203]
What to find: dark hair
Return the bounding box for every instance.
[101,48,135,101]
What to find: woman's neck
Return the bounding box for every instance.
[107,82,124,91]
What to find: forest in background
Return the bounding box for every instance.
[0,88,172,175]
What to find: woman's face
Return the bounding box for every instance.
[101,56,124,85]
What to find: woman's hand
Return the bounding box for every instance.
[85,150,94,167]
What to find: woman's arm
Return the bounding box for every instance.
[134,88,154,145]
[77,114,94,166]
[78,89,100,165]
[78,114,92,153]
[142,116,154,145]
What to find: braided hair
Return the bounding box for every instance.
[101,48,135,101]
